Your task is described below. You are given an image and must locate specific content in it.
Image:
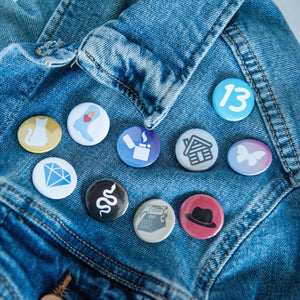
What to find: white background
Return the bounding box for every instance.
[273,0,300,43]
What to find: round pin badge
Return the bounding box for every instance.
[134,199,175,243]
[67,102,110,146]
[32,157,77,199]
[212,78,255,121]
[175,129,218,171]
[227,139,272,176]
[117,126,160,168]
[179,194,224,239]
[85,179,129,222]
[18,116,62,153]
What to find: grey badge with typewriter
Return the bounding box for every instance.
[134,199,175,243]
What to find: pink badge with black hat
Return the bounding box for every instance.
[179,194,224,239]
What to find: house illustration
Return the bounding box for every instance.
[183,135,213,165]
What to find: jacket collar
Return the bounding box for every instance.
[77,0,245,128]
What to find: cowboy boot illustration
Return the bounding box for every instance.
[73,105,100,142]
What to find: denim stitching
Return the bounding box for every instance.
[0,194,169,300]
[0,71,46,135]
[203,183,297,296]
[149,0,237,128]
[46,0,73,41]
[0,275,19,300]
[159,0,236,107]
[0,183,193,300]
[180,0,235,78]
[194,176,287,296]
[85,51,150,115]
[229,22,300,169]
[148,110,169,129]
[0,211,8,227]
[85,0,237,123]
[36,40,64,57]
[222,30,293,175]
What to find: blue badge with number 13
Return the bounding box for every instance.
[212,78,255,121]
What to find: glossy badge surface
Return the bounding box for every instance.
[227,139,272,176]
[212,78,255,121]
[117,126,160,168]
[67,102,110,146]
[134,199,175,243]
[175,129,218,171]
[179,194,224,239]
[32,157,77,199]
[18,116,62,153]
[86,179,129,222]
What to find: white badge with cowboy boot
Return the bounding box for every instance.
[67,102,110,146]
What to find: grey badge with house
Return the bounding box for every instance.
[176,129,218,171]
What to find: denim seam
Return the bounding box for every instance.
[0,211,8,228]
[36,40,64,57]
[146,0,238,129]
[84,0,238,129]
[0,275,19,300]
[180,0,235,79]
[230,22,300,170]
[155,0,237,116]
[222,30,294,177]
[0,183,192,300]
[203,182,298,297]
[0,71,46,135]
[193,175,288,296]
[0,194,170,300]
[46,0,73,42]
[85,51,150,115]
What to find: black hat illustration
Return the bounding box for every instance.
[185,207,216,228]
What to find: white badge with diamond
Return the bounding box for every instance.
[32,157,77,199]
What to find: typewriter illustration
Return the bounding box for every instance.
[137,205,168,232]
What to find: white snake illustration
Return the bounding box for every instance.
[96,183,118,217]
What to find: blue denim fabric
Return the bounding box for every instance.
[0,0,299,299]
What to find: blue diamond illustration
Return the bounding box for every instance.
[44,163,71,187]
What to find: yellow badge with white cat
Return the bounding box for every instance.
[17,116,62,153]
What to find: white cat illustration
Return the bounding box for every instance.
[25,117,48,147]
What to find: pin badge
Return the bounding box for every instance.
[67,102,110,146]
[85,179,129,222]
[117,126,160,168]
[18,116,62,153]
[134,199,175,243]
[32,157,77,199]
[175,129,218,171]
[179,194,224,239]
[227,139,272,175]
[212,78,255,121]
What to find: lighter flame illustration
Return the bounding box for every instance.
[88,111,95,118]
[142,131,147,143]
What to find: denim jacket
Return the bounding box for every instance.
[0,0,299,299]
